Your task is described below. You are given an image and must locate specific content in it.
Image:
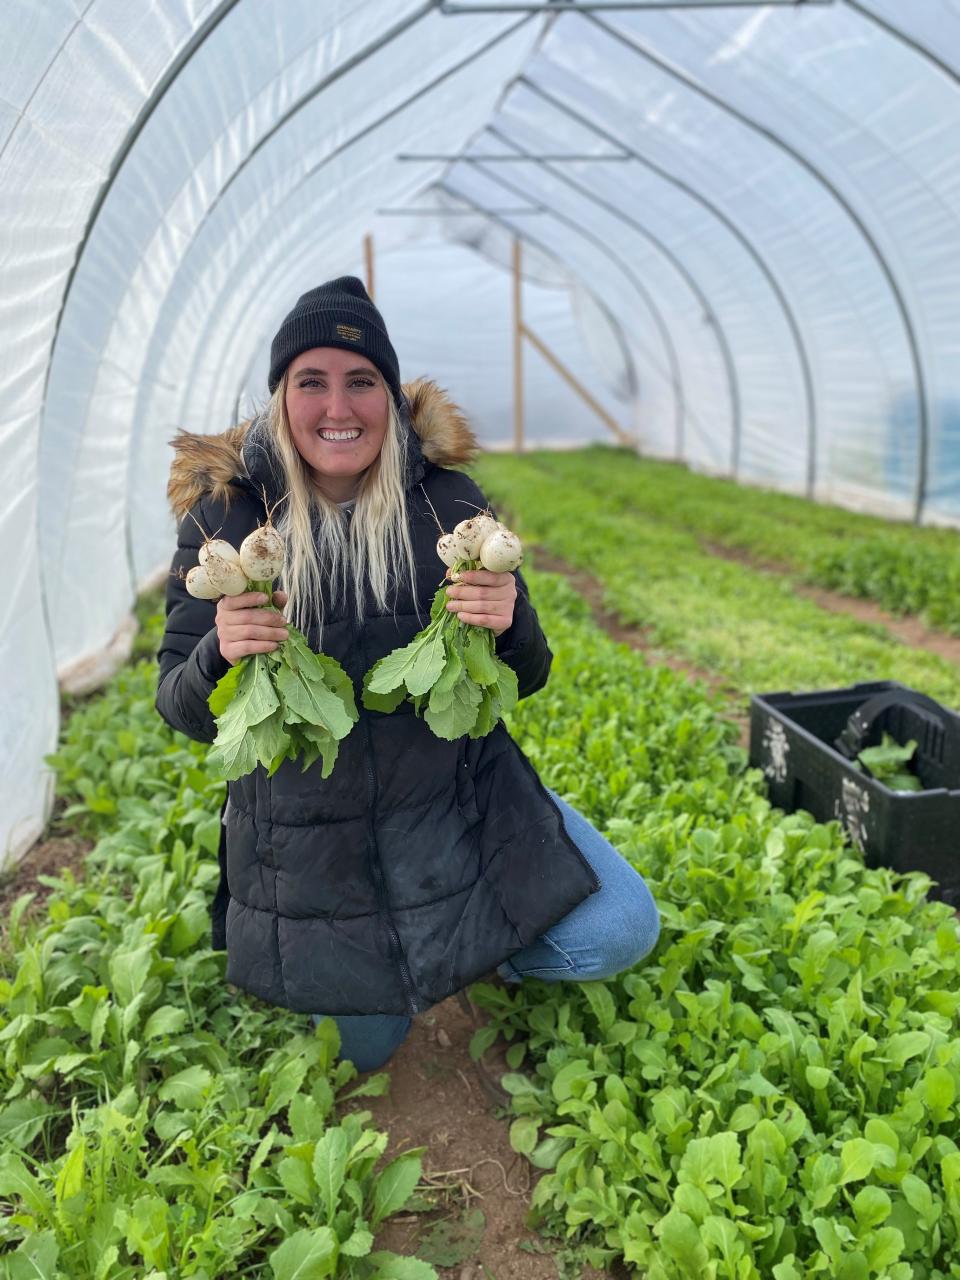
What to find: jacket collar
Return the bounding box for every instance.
[166,377,478,520]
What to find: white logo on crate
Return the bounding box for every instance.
[762,720,790,784]
[836,777,870,851]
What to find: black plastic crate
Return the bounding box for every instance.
[749,680,960,907]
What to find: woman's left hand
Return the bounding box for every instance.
[445,567,517,637]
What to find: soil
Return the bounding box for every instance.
[700,541,960,665]
[359,989,626,1279]
[0,801,93,942]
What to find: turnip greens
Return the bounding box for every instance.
[362,514,523,740]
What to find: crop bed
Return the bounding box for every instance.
[473,453,960,706]
[493,448,960,634]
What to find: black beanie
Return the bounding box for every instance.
[268,276,401,404]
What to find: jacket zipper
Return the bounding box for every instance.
[344,513,420,1017]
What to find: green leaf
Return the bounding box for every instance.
[265,1057,308,1117]
[884,1031,930,1069]
[208,661,244,716]
[125,1194,170,1270]
[371,1149,425,1227]
[423,677,482,740]
[0,1151,53,1218]
[366,1253,438,1280]
[839,1138,877,1184]
[157,1064,212,1111]
[269,1226,338,1279]
[312,1126,349,1221]
[852,1186,891,1229]
[582,982,617,1034]
[404,624,450,696]
[277,1156,316,1206]
[836,1253,869,1280]
[362,684,408,714]
[6,1232,60,1280]
[464,628,499,686]
[428,642,464,709]
[552,1060,592,1102]
[54,1137,85,1209]
[509,1116,540,1155]
[208,655,282,778]
[108,942,154,1007]
[365,630,434,697]
[289,1093,332,1143]
[341,1226,374,1258]
[865,1227,905,1270]
[805,1066,832,1090]
[923,1065,956,1117]
[276,658,354,740]
[655,1209,709,1270]
[900,1172,937,1224]
[0,1098,54,1148]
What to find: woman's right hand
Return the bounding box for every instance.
[216,589,290,665]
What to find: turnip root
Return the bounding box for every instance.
[203,551,249,596]
[194,515,357,783]
[185,563,222,600]
[479,528,523,573]
[451,515,499,561]
[436,534,458,568]
[199,538,242,568]
[240,525,285,580]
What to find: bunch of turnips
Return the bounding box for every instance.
[184,511,524,777]
[434,513,523,575]
[362,513,524,739]
[183,513,358,782]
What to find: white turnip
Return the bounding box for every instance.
[199,538,242,568]
[240,524,285,581]
[436,534,458,568]
[185,563,222,600]
[451,515,499,561]
[479,529,523,573]
[203,550,249,596]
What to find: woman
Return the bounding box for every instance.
[156,276,659,1073]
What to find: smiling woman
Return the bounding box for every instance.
[155,274,658,1077]
[285,351,390,503]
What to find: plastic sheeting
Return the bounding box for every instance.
[4,0,960,863]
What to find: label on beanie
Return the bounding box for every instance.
[336,324,362,342]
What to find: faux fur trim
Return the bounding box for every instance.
[166,378,480,521]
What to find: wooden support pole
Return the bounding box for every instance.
[364,233,375,301]
[521,323,634,446]
[513,237,524,452]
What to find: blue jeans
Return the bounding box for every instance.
[311,789,659,1071]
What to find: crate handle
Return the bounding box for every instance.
[834,688,947,767]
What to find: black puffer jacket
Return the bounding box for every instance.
[156,380,600,1016]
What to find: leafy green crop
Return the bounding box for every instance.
[16,532,960,1278]
[362,581,517,740]
[466,571,960,1278]
[207,625,358,782]
[494,447,960,634]
[473,455,960,709]
[0,613,436,1278]
[855,735,924,792]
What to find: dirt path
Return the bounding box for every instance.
[363,993,622,1279]
[700,541,960,666]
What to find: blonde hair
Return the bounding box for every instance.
[264,369,420,638]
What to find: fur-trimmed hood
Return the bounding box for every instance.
[166,377,479,521]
